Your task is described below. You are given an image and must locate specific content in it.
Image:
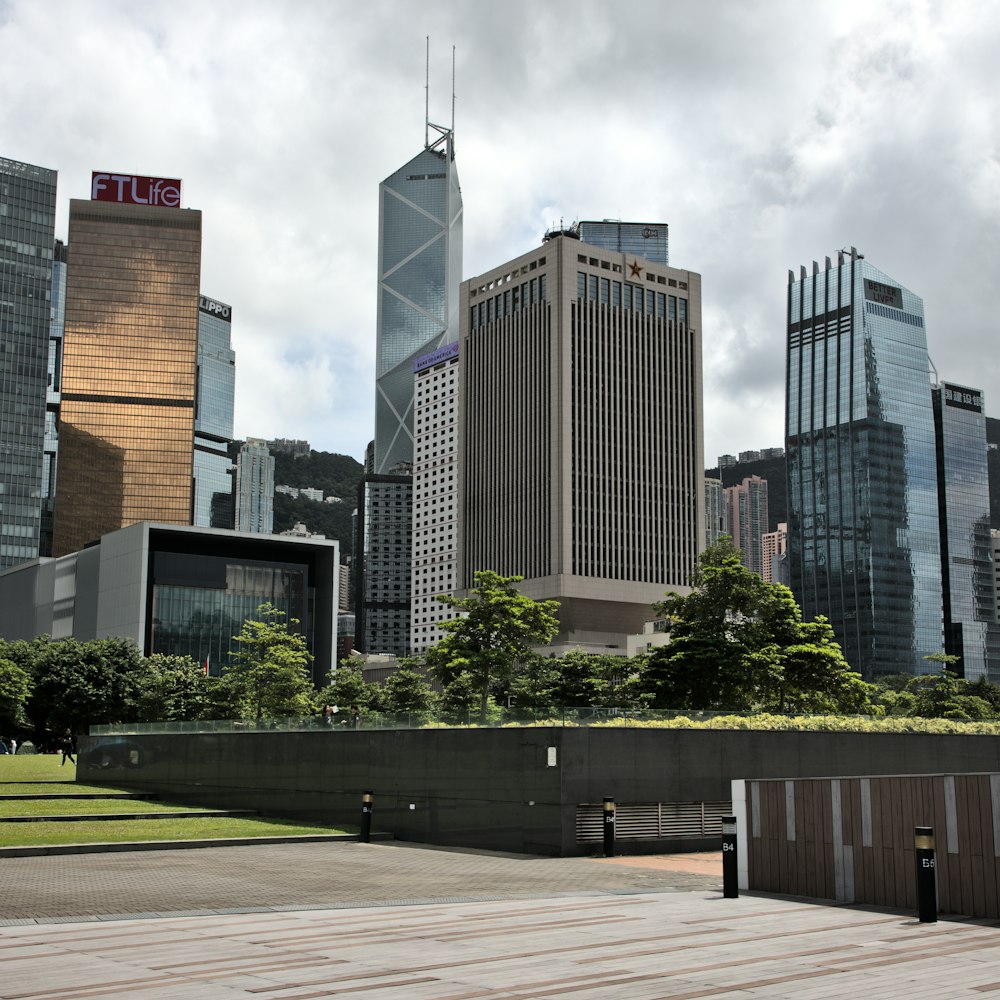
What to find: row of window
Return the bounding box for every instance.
[468,273,548,329]
[577,273,689,322]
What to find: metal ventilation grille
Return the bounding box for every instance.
[575,801,731,842]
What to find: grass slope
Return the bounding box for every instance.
[0,753,353,847]
[2,816,352,848]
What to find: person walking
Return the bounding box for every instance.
[9,737,16,755]
[60,730,76,766]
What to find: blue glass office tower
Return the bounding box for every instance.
[932,382,1000,681]
[374,129,462,473]
[0,157,57,569]
[193,295,235,528]
[785,250,942,678]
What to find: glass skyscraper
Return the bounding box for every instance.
[0,157,57,569]
[54,194,202,556]
[374,131,462,473]
[193,294,235,528]
[785,250,942,678]
[40,239,67,557]
[932,382,1000,680]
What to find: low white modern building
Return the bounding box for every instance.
[0,522,339,686]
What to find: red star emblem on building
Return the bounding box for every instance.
[628,259,643,278]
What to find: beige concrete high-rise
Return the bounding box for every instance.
[459,233,704,651]
[53,191,202,555]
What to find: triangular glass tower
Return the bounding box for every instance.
[374,129,462,473]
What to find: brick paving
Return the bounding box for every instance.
[2,842,1000,997]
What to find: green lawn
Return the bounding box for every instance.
[0,752,355,847]
[1,816,354,847]
[0,754,76,783]
[0,783,133,795]
[0,798,221,818]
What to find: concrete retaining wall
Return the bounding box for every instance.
[79,726,1000,856]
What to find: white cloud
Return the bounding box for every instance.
[2,0,998,466]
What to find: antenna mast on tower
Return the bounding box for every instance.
[424,39,455,155]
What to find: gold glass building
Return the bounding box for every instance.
[53,198,202,556]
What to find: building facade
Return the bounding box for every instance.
[410,342,460,653]
[354,473,412,655]
[40,239,67,558]
[53,176,202,556]
[785,250,942,677]
[460,234,703,651]
[374,129,462,474]
[577,220,668,265]
[0,522,338,687]
[726,475,769,577]
[932,382,1000,680]
[761,522,788,585]
[704,477,728,547]
[0,157,57,569]
[235,438,274,534]
[193,294,235,529]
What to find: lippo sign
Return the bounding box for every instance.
[91,172,182,208]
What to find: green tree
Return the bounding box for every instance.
[644,539,874,713]
[318,660,382,716]
[0,656,32,734]
[380,660,435,715]
[425,571,560,723]
[26,636,146,734]
[224,604,315,720]
[895,670,993,721]
[135,654,213,722]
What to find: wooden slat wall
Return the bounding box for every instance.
[745,773,1000,918]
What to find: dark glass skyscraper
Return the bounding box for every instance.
[0,157,57,569]
[785,250,942,678]
[932,382,1000,680]
[374,130,462,473]
[193,295,235,528]
[40,239,67,558]
[354,474,412,655]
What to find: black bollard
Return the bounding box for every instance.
[722,815,738,898]
[359,789,374,843]
[914,826,937,923]
[603,797,615,858]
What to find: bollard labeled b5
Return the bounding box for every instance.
[914,826,937,923]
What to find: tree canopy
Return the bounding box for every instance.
[223,603,315,720]
[644,539,874,714]
[425,571,560,722]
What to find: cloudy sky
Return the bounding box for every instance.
[3,0,997,464]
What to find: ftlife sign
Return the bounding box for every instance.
[91,172,182,208]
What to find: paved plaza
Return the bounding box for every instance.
[2,842,1000,997]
